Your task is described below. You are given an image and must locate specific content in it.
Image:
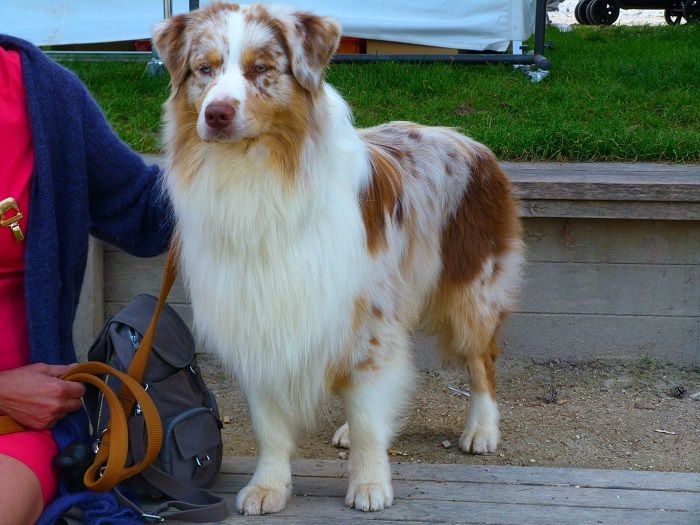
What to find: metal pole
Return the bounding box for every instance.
[533,0,550,70]
[147,0,173,75]
[333,53,542,66]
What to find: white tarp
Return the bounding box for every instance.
[0,1,535,52]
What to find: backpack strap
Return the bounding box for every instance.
[115,413,229,522]
[115,467,229,523]
[61,362,163,492]
[124,240,180,386]
[77,240,181,491]
[0,240,180,494]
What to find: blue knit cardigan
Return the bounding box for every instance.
[0,35,174,523]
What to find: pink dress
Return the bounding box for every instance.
[0,45,59,505]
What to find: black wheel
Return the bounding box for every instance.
[665,1,685,24]
[665,8,683,24]
[575,0,594,24]
[587,0,621,25]
[683,0,700,23]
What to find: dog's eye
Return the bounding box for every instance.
[254,64,268,74]
[198,64,212,76]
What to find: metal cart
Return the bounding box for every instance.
[574,0,699,25]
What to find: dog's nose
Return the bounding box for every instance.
[205,102,235,129]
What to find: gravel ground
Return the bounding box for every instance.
[200,353,699,473]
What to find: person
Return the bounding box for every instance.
[0,33,174,524]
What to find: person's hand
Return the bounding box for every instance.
[0,363,86,430]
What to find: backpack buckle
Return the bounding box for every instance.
[193,453,212,480]
[134,384,149,415]
[195,453,212,468]
[141,514,165,523]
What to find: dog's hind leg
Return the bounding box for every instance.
[236,390,297,515]
[339,330,415,511]
[426,283,505,455]
[458,328,502,454]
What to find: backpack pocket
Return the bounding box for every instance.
[161,407,223,487]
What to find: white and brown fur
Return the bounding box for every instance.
[154,2,524,515]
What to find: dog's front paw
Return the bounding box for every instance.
[459,393,500,454]
[345,482,393,511]
[332,422,351,448]
[236,483,289,515]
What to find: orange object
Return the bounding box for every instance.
[337,36,366,54]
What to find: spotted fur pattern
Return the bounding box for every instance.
[154,2,524,516]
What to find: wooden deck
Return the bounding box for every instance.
[187,456,700,524]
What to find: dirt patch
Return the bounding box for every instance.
[199,354,699,473]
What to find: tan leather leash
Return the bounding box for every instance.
[0,240,179,492]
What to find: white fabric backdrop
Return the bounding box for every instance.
[0,1,535,52]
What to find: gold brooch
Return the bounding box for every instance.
[0,197,25,241]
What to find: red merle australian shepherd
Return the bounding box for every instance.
[154,2,523,515]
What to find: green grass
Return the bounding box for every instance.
[63,24,700,162]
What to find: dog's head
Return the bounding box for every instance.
[153,2,341,143]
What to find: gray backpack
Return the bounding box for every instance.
[84,293,228,522]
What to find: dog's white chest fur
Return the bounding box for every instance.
[169,144,369,406]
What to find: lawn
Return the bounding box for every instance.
[62,24,700,162]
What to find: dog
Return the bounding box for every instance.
[154,2,524,515]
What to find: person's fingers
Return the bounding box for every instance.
[58,379,86,399]
[63,398,83,413]
[42,363,78,377]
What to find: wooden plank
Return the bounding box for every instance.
[517,262,698,316]
[204,494,698,525]
[208,518,434,525]
[503,162,700,202]
[206,458,700,525]
[221,458,700,493]
[501,313,698,365]
[72,237,104,360]
[502,162,700,177]
[103,239,700,316]
[522,218,700,265]
[103,250,190,303]
[212,473,700,511]
[104,305,699,363]
[518,199,700,220]
[203,517,435,525]
[142,154,700,205]
[105,301,193,327]
[99,307,700,364]
[366,40,458,55]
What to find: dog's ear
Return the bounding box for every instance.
[281,11,341,92]
[153,14,192,88]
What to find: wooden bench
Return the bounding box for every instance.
[74,162,700,365]
[175,456,700,524]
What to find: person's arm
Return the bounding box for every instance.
[0,364,85,429]
[80,86,174,257]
